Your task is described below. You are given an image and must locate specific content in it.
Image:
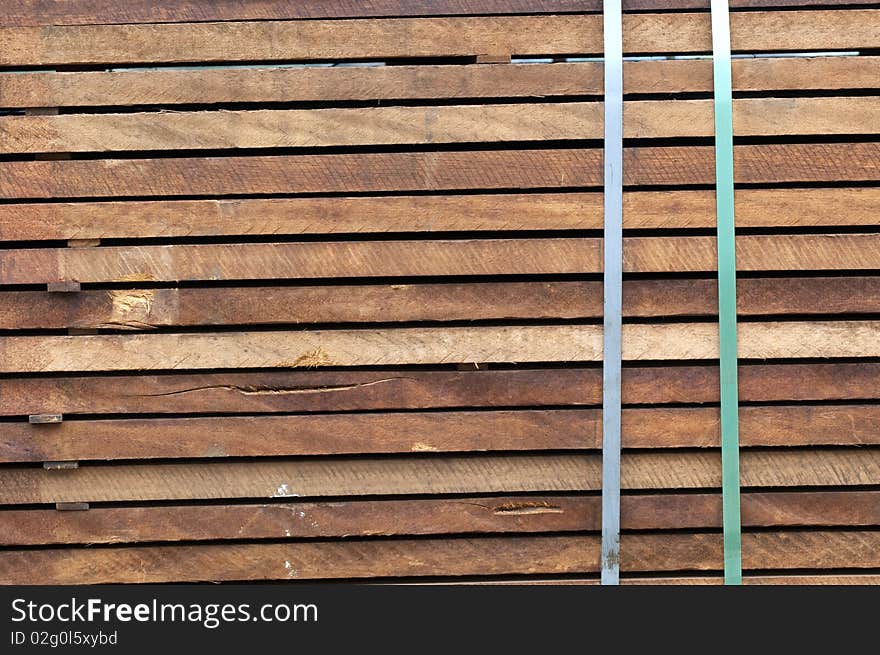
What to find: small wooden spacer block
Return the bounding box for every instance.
[47,281,81,292]
[55,502,89,511]
[44,461,79,470]
[475,54,511,64]
[67,238,101,248]
[29,413,63,424]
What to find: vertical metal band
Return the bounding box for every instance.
[710,0,744,585]
[600,0,624,586]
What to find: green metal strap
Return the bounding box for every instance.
[710,0,743,585]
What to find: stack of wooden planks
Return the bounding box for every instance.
[0,0,878,585]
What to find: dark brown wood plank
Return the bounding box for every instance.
[1,364,876,417]
[3,188,877,241]
[1,531,878,584]
[1,449,876,504]
[4,491,876,546]
[3,404,878,463]
[2,11,877,66]
[432,573,880,585]
[4,57,878,108]
[3,144,876,199]
[2,277,877,330]
[7,1,875,28]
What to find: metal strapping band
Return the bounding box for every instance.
[600,0,624,586]
[711,0,744,585]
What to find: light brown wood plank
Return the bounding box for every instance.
[4,97,877,153]
[2,11,877,66]
[3,277,878,330]
[1,363,877,416]
[3,404,878,463]
[4,57,879,108]
[2,239,604,283]
[4,490,876,546]
[4,322,880,373]
[0,449,876,504]
[0,187,880,241]
[3,144,876,199]
[9,1,872,28]
[2,188,876,240]
[4,234,880,285]
[1,531,878,584]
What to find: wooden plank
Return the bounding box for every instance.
[4,404,879,462]
[3,144,876,199]
[4,234,880,285]
[625,573,880,585]
[2,11,877,66]
[2,188,876,241]
[3,277,880,330]
[8,1,874,28]
[4,57,879,108]
[4,322,880,373]
[1,362,877,416]
[0,449,876,504]
[3,490,877,546]
[4,97,878,153]
[430,573,880,585]
[1,531,878,584]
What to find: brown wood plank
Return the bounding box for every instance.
[4,57,879,108]
[3,404,878,463]
[4,97,877,153]
[0,449,876,504]
[4,322,880,373]
[432,573,880,585]
[3,277,878,331]
[2,11,877,66]
[6,239,605,283]
[7,1,873,28]
[2,531,878,584]
[1,363,878,416]
[625,574,880,585]
[4,490,877,546]
[4,234,880,285]
[3,144,876,199]
[2,188,876,241]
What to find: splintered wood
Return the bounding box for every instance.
[0,0,878,585]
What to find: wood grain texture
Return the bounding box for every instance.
[3,144,876,199]
[4,404,878,462]
[0,449,877,504]
[3,188,878,240]
[0,1,594,27]
[4,97,877,153]
[624,574,880,585]
[1,363,877,416]
[4,57,878,108]
[3,276,878,330]
[4,234,880,285]
[4,321,880,373]
[4,491,877,545]
[430,573,880,585]
[2,11,878,66]
[2,531,879,584]
[7,1,873,27]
